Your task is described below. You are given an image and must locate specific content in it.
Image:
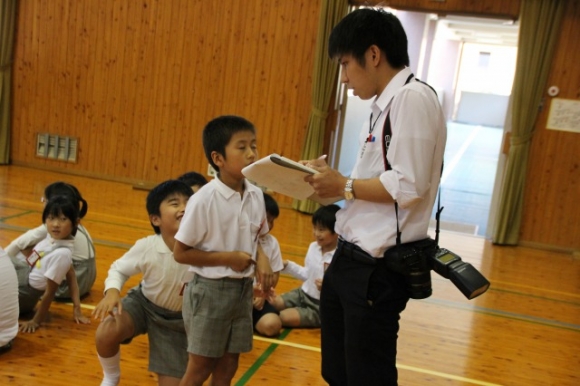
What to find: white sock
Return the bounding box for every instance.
[98,351,121,386]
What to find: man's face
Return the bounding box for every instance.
[338,49,378,100]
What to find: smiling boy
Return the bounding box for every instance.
[93,180,193,386]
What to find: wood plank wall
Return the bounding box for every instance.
[10,0,321,198]
[9,0,580,250]
[519,0,580,251]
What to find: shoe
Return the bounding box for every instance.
[0,340,13,355]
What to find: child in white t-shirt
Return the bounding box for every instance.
[174,115,275,386]
[17,196,90,333]
[268,204,340,329]
[252,193,284,337]
[92,179,193,386]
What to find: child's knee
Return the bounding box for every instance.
[95,315,133,346]
[256,314,282,337]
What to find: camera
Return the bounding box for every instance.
[431,248,490,299]
[384,239,490,300]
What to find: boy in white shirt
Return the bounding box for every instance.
[92,180,194,386]
[174,115,275,386]
[252,193,284,337]
[269,205,340,328]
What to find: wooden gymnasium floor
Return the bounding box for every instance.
[0,165,579,385]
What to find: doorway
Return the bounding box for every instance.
[333,10,519,237]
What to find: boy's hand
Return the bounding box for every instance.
[228,251,255,272]
[255,246,276,290]
[253,296,265,310]
[74,306,91,325]
[92,289,122,321]
[315,278,323,291]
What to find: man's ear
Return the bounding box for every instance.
[149,214,162,227]
[368,45,381,66]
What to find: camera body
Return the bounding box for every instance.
[383,239,490,300]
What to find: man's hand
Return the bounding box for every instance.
[303,163,347,199]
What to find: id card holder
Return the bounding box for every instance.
[26,250,41,267]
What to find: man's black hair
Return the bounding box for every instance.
[263,192,279,219]
[312,204,340,234]
[177,171,208,188]
[146,179,193,234]
[328,8,409,68]
[42,195,80,237]
[202,115,256,173]
[44,181,88,219]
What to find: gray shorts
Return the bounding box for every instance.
[55,258,97,299]
[121,286,187,378]
[281,288,321,328]
[182,275,253,357]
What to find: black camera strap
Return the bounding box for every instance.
[381,73,444,247]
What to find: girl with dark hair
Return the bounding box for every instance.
[17,196,90,333]
[4,181,96,298]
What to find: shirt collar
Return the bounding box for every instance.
[372,67,414,114]
[213,177,256,201]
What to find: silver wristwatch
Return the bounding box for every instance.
[344,178,355,201]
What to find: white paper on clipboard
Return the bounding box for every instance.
[242,154,343,205]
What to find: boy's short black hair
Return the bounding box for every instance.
[263,192,279,219]
[42,195,80,237]
[312,204,340,234]
[146,180,193,234]
[177,171,208,188]
[202,115,256,173]
[44,181,88,219]
[328,8,409,69]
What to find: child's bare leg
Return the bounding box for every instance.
[210,353,240,386]
[95,312,136,386]
[279,308,302,327]
[255,313,282,337]
[179,353,217,386]
[158,374,181,386]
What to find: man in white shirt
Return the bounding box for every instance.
[304,8,447,385]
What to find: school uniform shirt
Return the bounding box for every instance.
[104,234,191,312]
[0,247,19,347]
[258,234,284,273]
[283,241,335,300]
[6,224,95,261]
[27,236,75,291]
[175,178,268,279]
[335,67,447,258]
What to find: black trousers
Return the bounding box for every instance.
[320,240,409,386]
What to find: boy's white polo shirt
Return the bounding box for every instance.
[175,177,268,279]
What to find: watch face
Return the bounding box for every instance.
[344,191,354,200]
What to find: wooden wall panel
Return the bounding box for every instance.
[519,0,580,250]
[351,0,520,19]
[11,0,321,192]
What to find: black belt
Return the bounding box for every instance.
[337,238,381,266]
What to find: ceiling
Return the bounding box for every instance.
[435,15,519,46]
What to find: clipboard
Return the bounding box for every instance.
[242,154,343,205]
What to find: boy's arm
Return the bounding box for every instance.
[173,240,255,272]
[255,244,276,291]
[19,279,59,333]
[65,266,90,325]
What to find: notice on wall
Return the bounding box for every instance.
[547,98,580,133]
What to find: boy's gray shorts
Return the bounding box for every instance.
[280,288,321,328]
[121,285,187,379]
[182,275,253,357]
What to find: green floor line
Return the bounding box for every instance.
[0,210,34,222]
[235,329,292,386]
